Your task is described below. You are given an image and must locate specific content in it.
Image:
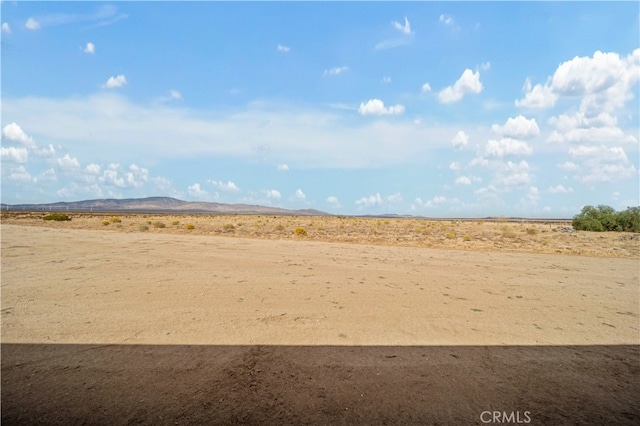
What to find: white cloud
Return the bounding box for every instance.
[326,196,341,207]
[210,180,240,192]
[557,161,580,172]
[455,175,481,185]
[2,122,37,148]
[25,17,40,30]
[356,193,382,208]
[485,138,533,157]
[425,195,446,207]
[421,82,432,93]
[387,193,403,203]
[169,90,182,100]
[276,44,290,53]
[515,78,558,108]
[521,186,540,206]
[451,130,469,149]
[358,99,405,116]
[479,62,491,72]
[438,69,483,104]
[265,189,281,199]
[548,111,617,133]
[382,76,392,84]
[374,38,411,51]
[495,160,532,187]
[188,183,207,198]
[491,115,540,139]
[7,165,33,183]
[449,162,461,171]
[516,49,640,113]
[277,164,289,171]
[455,176,471,185]
[56,154,80,170]
[548,185,573,194]
[547,125,636,145]
[1,147,29,163]
[84,42,95,54]
[392,17,412,35]
[103,75,127,89]
[295,189,306,200]
[35,168,57,183]
[85,163,102,175]
[2,23,11,34]
[439,14,453,26]
[567,144,637,184]
[324,66,349,76]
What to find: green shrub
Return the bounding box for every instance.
[43,213,71,221]
[572,205,640,232]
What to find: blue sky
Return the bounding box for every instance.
[1,2,639,217]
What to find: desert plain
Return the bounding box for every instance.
[1,211,639,424]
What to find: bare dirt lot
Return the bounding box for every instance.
[1,213,639,424]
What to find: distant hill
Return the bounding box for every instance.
[0,196,330,216]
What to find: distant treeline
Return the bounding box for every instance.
[572,205,640,232]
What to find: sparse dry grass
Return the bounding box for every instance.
[3,212,637,258]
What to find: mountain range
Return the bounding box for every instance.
[1,197,330,216]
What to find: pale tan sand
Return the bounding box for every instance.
[2,224,638,346]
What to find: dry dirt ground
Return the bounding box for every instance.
[1,213,639,424]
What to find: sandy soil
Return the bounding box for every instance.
[1,218,639,424]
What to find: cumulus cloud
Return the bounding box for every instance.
[568,145,637,184]
[2,123,37,148]
[548,185,573,194]
[382,76,392,84]
[387,193,403,203]
[439,14,453,26]
[103,74,127,89]
[277,164,289,171]
[455,176,471,185]
[84,42,95,54]
[295,189,306,200]
[326,196,341,207]
[557,161,580,172]
[392,17,412,35]
[426,195,447,207]
[56,154,81,170]
[210,180,240,192]
[2,23,11,34]
[451,130,469,149]
[276,44,290,53]
[25,17,40,30]
[1,147,29,163]
[7,165,33,183]
[265,189,281,199]
[485,138,533,157]
[438,69,483,104]
[169,90,182,100]
[495,160,532,187]
[521,186,540,206]
[324,66,349,76]
[188,183,207,198]
[358,99,405,116]
[421,82,432,93]
[516,49,640,113]
[356,193,383,208]
[491,115,540,139]
[85,163,102,175]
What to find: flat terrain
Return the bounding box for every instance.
[1,214,639,424]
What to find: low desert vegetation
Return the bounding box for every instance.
[153,221,166,228]
[526,228,538,236]
[43,213,71,221]
[445,232,456,240]
[572,205,640,232]
[223,223,235,232]
[109,217,122,223]
[185,223,195,230]
[102,220,110,226]
[171,220,180,226]
[294,227,307,236]
[138,225,149,232]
